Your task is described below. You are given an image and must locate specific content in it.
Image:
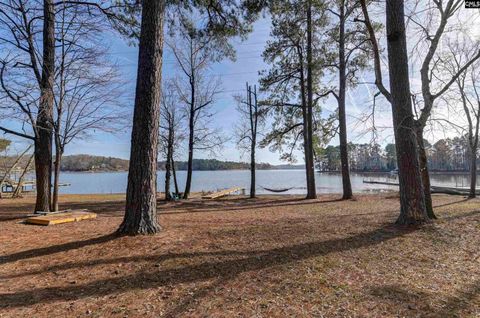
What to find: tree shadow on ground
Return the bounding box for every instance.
[0,196,345,221]
[369,280,480,318]
[0,224,414,310]
[0,233,118,265]
[157,197,346,215]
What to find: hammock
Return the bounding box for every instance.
[260,186,295,193]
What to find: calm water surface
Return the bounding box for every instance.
[56,170,478,195]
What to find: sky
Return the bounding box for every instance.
[56,17,383,165]
[3,5,479,164]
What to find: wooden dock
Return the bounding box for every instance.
[26,210,97,226]
[363,179,480,195]
[202,187,245,199]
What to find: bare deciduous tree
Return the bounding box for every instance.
[51,3,127,211]
[407,0,480,218]
[236,83,265,198]
[0,0,138,212]
[159,80,185,201]
[440,36,480,198]
[167,20,228,199]
[360,0,428,224]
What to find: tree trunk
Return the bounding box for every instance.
[297,48,312,200]
[35,0,55,213]
[164,129,173,201]
[250,140,256,198]
[469,149,477,198]
[248,84,257,198]
[416,128,436,219]
[117,0,165,235]
[171,157,179,195]
[52,138,62,211]
[183,113,194,199]
[305,0,316,199]
[338,1,353,200]
[386,0,428,225]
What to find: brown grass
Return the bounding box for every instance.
[0,193,479,317]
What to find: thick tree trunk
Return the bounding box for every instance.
[183,114,194,199]
[117,0,165,235]
[35,0,55,213]
[305,0,316,199]
[469,150,477,198]
[416,128,436,219]
[386,0,428,225]
[338,2,353,200]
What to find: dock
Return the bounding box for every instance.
[363,179,480,195]
[202,187,245,199]
[25,210,97,226]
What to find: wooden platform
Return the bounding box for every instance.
[26,211,97,226]
[202,187,245,199]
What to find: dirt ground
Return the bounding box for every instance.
[0,193,479,317]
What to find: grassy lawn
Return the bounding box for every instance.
[0,193,479,317]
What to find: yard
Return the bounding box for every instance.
[0,193,479,317]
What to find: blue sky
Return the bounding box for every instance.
[2,5,479,163]
[54,17,389,165]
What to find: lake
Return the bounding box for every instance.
[56,170,478,195]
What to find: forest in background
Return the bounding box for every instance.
[0,153,303,172]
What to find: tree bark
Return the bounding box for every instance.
[416,127,436,218]
[469,150,477,198]
[35,0,55,212]
[164,126,173,201]
[117,0,165,235]
[338,1,353,200]
[305,0,316,199]
[171,157,179,196]
[183,112,194,199]
[249,85,257,198]
[386,0,428,225]
[52,138,62,211]
[297,47,312,200]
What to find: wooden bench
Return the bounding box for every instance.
[202,187,245,199]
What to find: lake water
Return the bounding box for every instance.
[56,170,478,195]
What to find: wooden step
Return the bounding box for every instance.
[26,211,97,226]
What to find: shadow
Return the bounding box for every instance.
[0,234,118,265]
[0,196,344,221]
[0,200,125,222]
[157,197,346,215]
[0,224,413,310]
[433,198,469,209]
[0,249,253,280]
[442,210,480,221]
[435,280,480,318]
[370,280,480,318]
[369,284,434,312]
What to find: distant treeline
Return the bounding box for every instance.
[317,138,478,172]
[54,155,304,172]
